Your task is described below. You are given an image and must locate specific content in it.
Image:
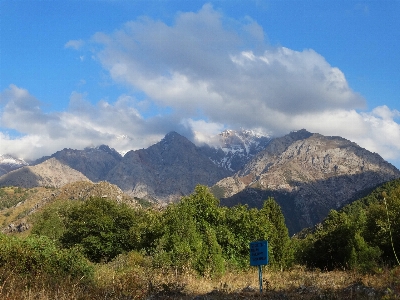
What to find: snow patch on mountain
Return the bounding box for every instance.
[199,129,272,172]
[0,154,29,176]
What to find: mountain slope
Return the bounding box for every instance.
[106,131,232,202]
[215,130,400,234]
[0,158,91,189]
[34,145,122,182]
[1,181,136,234]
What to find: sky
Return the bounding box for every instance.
[1,0,400,168]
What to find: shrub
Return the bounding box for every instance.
[60,197,138,262]
[0,233,93,279]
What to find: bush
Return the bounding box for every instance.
[60,197,138,262]
[0,233,93,279]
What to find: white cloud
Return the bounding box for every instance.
[1,5,400,168]
[0,86,187,159]
[181,118,226,145]
[65,39,85,50]
[86,4,399,165]
[91,4,365,127]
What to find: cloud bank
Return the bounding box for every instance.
[1,4,400,167]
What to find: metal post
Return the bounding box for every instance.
[258,264,263,294]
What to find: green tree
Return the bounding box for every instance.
[60,197,138,262]
[298,209,381,271]
[260,197,293,269]
[31,200,80,242]
[0,233,93,279]
[364,194,400,265]
[216,204,272,269]
[154,185,225,276]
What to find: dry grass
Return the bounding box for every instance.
[146,265,400,299]
[0,187,51,231]
[1,265,399,299]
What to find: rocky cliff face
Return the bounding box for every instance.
[0,158,91,188]
[215,130,400,234]
[106,132,232,202]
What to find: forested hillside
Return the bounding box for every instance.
[296,178,400,271]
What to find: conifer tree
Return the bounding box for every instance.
[260,197,293,269]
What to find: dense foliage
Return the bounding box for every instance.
[295,178,400,271]
[4,179,400,281]
[0,186,32,210]
[0,233,93,279]
[153,186,293,275]
[29,185,292,275]
[60,198,141,262]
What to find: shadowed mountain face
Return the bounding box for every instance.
[34,145,122,182]
[216,130,400,234]
[106,132,232,202]
[221,172,390,235]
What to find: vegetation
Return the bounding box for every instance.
[1,181,400,298]
[296,178,400,272]
[0,186,31,210]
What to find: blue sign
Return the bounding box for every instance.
[250,240,268,266]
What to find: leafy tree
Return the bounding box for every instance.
[364,192,400,265]
[153,185,225,276]
[129,207,163,252]
[60,197,138,262]
[31,200,80,242]
[297,208,381,271]
[217,204,272,269]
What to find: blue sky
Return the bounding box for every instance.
[1,0,400,168]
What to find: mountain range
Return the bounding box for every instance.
[1,129,399,234]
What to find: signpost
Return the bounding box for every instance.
[250,240,268,294]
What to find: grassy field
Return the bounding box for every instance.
[1,261,399,299]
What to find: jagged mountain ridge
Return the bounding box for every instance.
[0,154,29,177]
[0,130,265,202]
[0,158,91,188]
[1,129,399,234]
[198,129,272,172]
[106,131,232,202]
[215,129,400,234]
[33,145,122,182]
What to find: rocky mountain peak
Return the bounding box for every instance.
[215,130,400,234]
[33,145,122,182]
[106,132,231,203]
[199,129,272,172]
[87,145,122,160]
[287,129,313,140]
[160,131,193,148]
[0,154,29,176]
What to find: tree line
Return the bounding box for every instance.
[30,185,292,276]
[1,179,400,279]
